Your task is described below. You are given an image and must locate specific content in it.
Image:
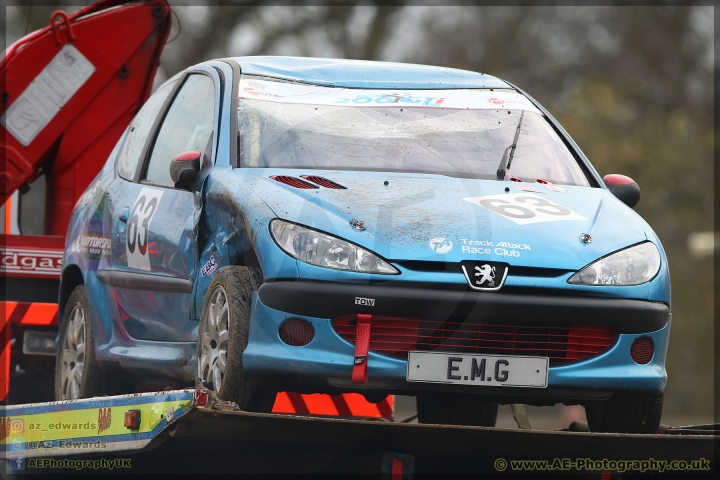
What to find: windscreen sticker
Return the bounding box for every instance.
[238,78,541,113]
[127,187,164,271]
[463,193,585,225]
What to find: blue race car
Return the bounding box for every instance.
[57,56,670,433]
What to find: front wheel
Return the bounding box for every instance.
[197,266,275,412]
[416,393,499,426]
[585,390,663,433]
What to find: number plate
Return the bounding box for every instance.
[406,351,548,388]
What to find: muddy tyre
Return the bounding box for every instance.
[416,393,498,427]
[197,266,275,412]
[55,285,129,400]
[585,390,663,433]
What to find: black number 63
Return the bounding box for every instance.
[127,195,159,255]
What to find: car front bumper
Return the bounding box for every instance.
[243,281,670,401]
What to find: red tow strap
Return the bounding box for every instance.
[352,314,373,384]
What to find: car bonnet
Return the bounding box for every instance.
[237,169,648,271]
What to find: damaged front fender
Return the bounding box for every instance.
[192,166,299,316]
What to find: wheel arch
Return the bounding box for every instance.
[234,246,263,281]
[58,264,84,324]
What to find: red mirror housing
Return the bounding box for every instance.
[170,150,201,190]
[603,174,640,208]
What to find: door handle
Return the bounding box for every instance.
[116,207,130,243]
[118,207,129,223]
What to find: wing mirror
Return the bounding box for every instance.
[170,151,201,190]
[603,174,640,208]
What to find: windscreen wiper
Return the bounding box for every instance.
[496,109,525,180]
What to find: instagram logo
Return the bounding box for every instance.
[10,419,24,434]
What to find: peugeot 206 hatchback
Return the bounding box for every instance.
[57,56,670,433]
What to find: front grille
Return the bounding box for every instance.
[332,314,617,365]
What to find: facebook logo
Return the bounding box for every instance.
[9,456,25,470]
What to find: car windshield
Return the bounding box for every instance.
[237,77,592,186]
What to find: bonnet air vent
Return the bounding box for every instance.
[269,176,319,189]
[300,175,347,189]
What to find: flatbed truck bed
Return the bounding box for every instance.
[0,389,715,475]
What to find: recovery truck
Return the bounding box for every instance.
[0,1,715,476]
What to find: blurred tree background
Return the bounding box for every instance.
[4,3,714,423]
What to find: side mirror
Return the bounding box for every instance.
[603,174,640,208]
[170,151,201,190]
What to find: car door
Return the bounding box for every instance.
[103,68,222,342]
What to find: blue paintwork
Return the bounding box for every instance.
[233,56,512,90]
[61,57,671,398]
[243,294,670,391]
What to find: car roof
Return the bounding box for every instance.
[228,56,512,90]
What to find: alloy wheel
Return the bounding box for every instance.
[60,302,86,400]
[199,286,230,391]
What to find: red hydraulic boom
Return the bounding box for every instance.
[1,0,172,234]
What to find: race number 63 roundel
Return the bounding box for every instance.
[462,193,585,225]
[127,187,164,271]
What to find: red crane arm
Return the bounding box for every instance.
[1,0,172,235]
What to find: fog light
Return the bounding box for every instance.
[279,318,315,346]
[630,337,654,364]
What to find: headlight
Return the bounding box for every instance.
[270,219,398,274]
[568,242,661,286]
